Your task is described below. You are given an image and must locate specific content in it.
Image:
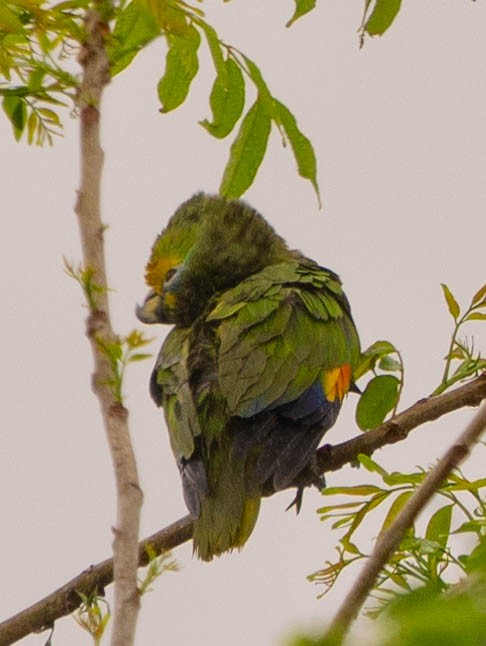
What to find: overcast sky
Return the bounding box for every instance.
[2,1,486,645]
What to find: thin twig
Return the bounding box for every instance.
[75,10,142,646]
[323,401,486,644]
[0,374,484,646]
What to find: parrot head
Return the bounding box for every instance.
[136,193,292,327]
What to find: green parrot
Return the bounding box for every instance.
[137,193,360,560]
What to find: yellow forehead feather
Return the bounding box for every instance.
[145,255,181,293]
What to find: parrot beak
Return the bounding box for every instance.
[136,290,162,324]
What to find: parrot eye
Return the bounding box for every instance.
[165,267,178,281]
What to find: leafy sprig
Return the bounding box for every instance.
[353,340,404,430]
[432,283,486,396]
[309,453,486,614]
[137,546,179,596]
[95,329,152,403]
[74,590,110,646]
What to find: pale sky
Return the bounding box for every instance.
[2,1,486,645]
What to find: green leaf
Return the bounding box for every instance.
[0,4,24,33]
[378,355,401,372]
[357,454,389,477]
[219,99,271,198]
[197,20,226,78]
[128,353,152,362]
[3,95,27,140]
[353,339,397,380]
[465,312,486,322]
[109,0,160,76]
[317,501,363,515]
[425,505,452,551]
[38,107,60,124]
[242,55,275,114]
[274,99,320,203]
[441,283,460,320]
[157,26,200,113]
[356,375,400,430]
[364,0,402,37]
[471,283,486,307]
[286,0,316,28]
[379,491,413,534]
[27,109,37,144]
[464,537,486,575]
[444,477,486,492]
[383,471,425,486]
[200,57,244,138]
[321,485,384,497]
[453,520,483,535]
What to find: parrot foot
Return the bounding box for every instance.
[285,470,326,515]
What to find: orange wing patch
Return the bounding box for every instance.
[321,364,352,402]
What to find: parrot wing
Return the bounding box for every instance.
[207,261,360,419]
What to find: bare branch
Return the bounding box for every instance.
[0,374,485,645]
[75,9,142,646]
[0,517,193,646]
[323,399,486,643]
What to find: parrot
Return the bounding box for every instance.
[136,193,360,560]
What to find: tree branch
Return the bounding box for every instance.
[323,400,486,644]
[1,374,485,646]
[75,9,142,646]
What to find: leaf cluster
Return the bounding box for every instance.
[309,453,486,615]
[377,529,486,646]
[1,0,407,195]
[107,0,320,200]
[432,283,486,396]
[309,283,486,612]
[1,0,321,199]
[0,0,80,143]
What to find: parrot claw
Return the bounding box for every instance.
[285,469,326,514]
[285,487,304,514]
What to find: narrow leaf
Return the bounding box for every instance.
[364,0,402,37]
[198,20,226,79]
[445,477,486,492]
[379,491,413,535]
[274,99,320,203]
[357,454,389,477]
[27,109,37,144]
[383,471,425,486]
[321,485,384,497]
[219,99,271,198]
[471,283,486,307]
[356,374,400,430]
[241,55,274,114]
[200,57,244,138]
[465,312,486,322]
[128,353,152,362]
[286,0,316,28]
[317,501,363,515]
[441,283,460,320]
[158,26,201,113]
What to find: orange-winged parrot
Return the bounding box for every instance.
[137,193,360,560]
